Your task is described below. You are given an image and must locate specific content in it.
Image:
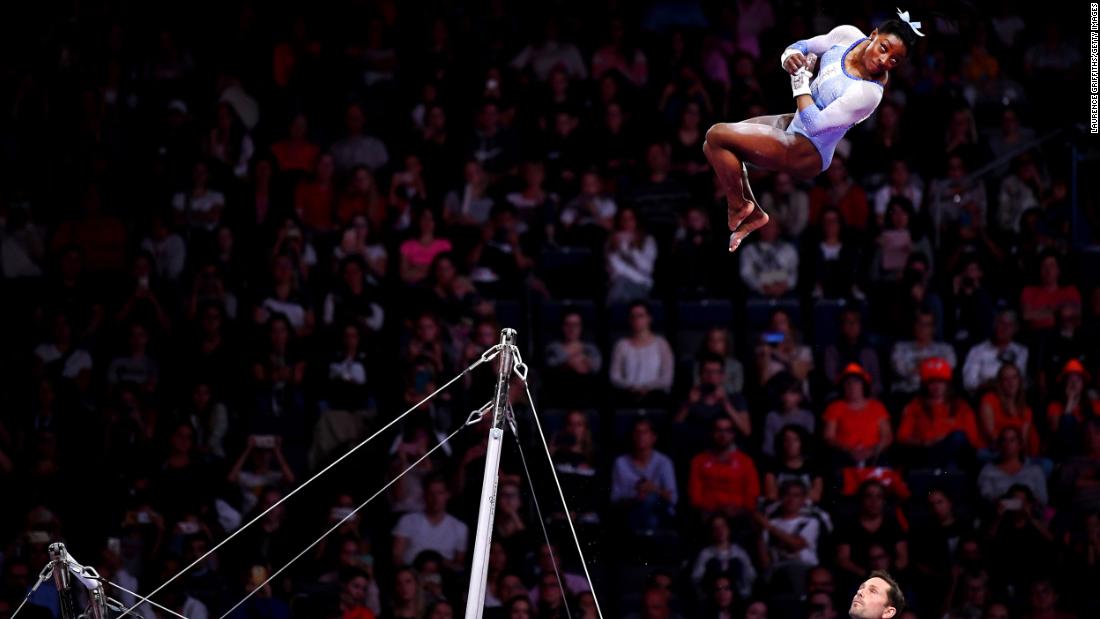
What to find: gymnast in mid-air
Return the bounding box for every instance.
[704,9,924,251]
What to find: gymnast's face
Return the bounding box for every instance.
[863,31,907,76]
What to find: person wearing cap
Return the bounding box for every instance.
[1046,358,1100,454]
[896,357,979,469]
[823,363,893,466]
[960,309,1028,395]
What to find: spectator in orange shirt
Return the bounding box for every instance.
[271,113,320,174]
[688,416,760,518]
[979,363,1038,456]
[896,357,980,470]
[1046,359,1100,456]
[1020,252,1082,332]
[823,363,893,467]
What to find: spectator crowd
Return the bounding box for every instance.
[0,1,1096,618]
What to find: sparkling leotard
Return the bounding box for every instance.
[784,26,885,171]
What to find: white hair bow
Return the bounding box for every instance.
[896,7,926,37]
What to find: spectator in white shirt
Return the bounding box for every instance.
[890,310,957,396]
[172,161,225,232]
[605,207,657,304]
[140,212,187,282]
[962,309,1029,395]
[757,480,821,574]
[510,20,588,81]
[691,513,757,600]
[33,314,93,387]
[610,302,675,406]
[391,474,468,571]
[0,203,45,279]
[330,103,389,173]
[739,217,798,298]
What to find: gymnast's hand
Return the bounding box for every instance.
[783,50,809,74]
[782,51,818,75]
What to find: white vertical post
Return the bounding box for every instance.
[48,543,76,619]
[464,329,516,619]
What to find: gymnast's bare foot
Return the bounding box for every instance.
[727,196,756,233]
[729,205,769,252]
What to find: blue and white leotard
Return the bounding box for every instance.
[782,25,885,172]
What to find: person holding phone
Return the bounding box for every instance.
[754,309,814,394]
[611,418,678,531]
[986,484,1057,597]
[676,353,751,447]
[227,434,296,514]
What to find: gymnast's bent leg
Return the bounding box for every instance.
[703,117,820,251]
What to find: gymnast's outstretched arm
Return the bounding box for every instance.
[781,25,865,72]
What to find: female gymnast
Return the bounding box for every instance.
[704,9,924,251]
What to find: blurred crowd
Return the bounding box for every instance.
[0,0,1096,618]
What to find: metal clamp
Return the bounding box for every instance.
[479,344,503,364]
[37,561,54,583]
[465,402,493,426]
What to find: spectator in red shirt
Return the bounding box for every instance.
[294,153,337,233]
[896,357,980,469]
[1020,252,1081,332]
[808,155,869,233]
[823,363,893,467]
[688,416,760,518]
[51,184,128,273]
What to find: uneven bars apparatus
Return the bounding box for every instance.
[463,328,516,619]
